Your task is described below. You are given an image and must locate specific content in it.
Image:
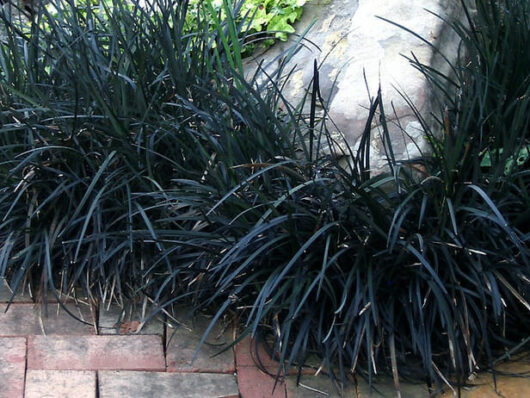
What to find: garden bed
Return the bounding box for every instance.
[0,0,529,395]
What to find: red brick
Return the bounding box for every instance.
[27,335,165,371]
[237,366,287,398]
[0,303,95,336]
[235,336,314,376]
[0,337,26,398]
[235,336,278,368]
[25,370,96,398]
[166,312,235,373]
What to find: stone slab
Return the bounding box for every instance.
[98,304,164,335]
[0,303,95,336]
[244,0,466,172]
[27,335,165,371]
[0,337,26,398]
[166,311,235,373]
[25,370,96,398]
[99,371,239,398]
[237,366,286,398]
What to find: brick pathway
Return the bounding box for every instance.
[1,279,529,397]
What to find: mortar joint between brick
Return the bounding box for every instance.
[24,336,28,398]
[95,370,100,398]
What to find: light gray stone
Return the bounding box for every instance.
[0,1,30,41]
[99,371,239,398]
[245,0,467,172]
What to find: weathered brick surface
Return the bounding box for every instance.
[287,374,430,397]
[285,374,358,397]
[0,303,95,336]
[235,336,278,368]
[442,380,530,398]
[0,278,32,303]
[27,335,165,371]
[25,370,96,398]
[440,359,530,398]
[0,337,26,398]
[235,336,314,376]
[166,312,235,373]
[99,371,239,398]
[237,366,287,398]
[0,279,89,303]
[99,304,164,335]
[357,377,430,397]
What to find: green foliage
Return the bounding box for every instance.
[185,0,306,41]
[238,0,306,40]
[41,0,306,46]
[0,0,529,395]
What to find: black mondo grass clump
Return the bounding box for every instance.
[0,0,529,395]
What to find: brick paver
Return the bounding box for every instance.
[25,370,96,398]
[0,279,89,304]
[166,312,235,373]
[0,303,95,336]
[0,278,32,303]
[2,295,529,398]
[99,304,164,335]
[235,336,314,376]
[0,337,26,398]
[235,336,280,369]
[440,358,530,398]
[285,375,358,397]
[444,380,530,398]
[99,371,239,398]
[356,377,430,397]
[27,335,166,371]
[237,366,287,398]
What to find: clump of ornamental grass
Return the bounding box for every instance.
[151,0,529,394]
[0,0,295,305]
[0,0,529,396]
